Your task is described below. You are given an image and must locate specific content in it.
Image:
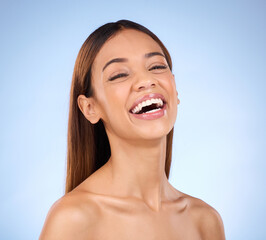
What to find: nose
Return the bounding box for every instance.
[132,72,157,92]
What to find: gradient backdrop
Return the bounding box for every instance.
[0,0,265,239]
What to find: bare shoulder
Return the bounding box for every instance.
[178,191,226,240]
[39,190,100,240]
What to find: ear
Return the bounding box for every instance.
[77,95,101,124]
[176,90,180,105]
[172,74,180,105]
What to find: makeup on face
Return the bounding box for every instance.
[129,93,167,120]
[92,29,177,131]
[102,52,166,73]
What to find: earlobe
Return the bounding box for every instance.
[77,95,101,124]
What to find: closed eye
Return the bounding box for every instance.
[108,73,129,81]
[108,65,167,81]
[149,65,167,71]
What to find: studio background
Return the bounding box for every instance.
[0,0,265,239]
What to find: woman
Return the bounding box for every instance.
[39,20,225,239]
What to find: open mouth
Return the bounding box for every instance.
[130,98,166,114]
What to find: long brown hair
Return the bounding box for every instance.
[65,20,174,193]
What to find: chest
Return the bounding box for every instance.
[90,205,202,240]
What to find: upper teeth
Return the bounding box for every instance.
[131,98,164,114]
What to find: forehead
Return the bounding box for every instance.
[93,29,163,69]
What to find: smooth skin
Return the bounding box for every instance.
[39,29,225,240]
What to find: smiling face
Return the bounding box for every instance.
[84,29,179,142]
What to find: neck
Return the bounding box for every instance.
[103,133,175,211]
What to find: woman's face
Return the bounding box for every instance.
[90,29,178,141]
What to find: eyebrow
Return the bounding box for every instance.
[102,51,166,72]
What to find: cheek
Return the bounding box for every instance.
[103,86,130,115]
[155,71,175,85]
[158,74,176,94]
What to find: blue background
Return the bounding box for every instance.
[0,0,265,239]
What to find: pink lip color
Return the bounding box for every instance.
[130,103,166,120]
[129,93,166,112]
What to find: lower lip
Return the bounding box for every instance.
[130,104,167,120]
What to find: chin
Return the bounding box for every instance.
[135,123,173,140]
